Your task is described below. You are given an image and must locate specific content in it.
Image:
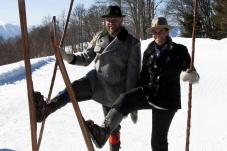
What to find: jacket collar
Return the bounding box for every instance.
[143,36,173,67]
[99,26,128,42]
[155,36,173,50]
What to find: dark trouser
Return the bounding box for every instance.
[59,77,93,102]
[112,87,176,151]
[58,77,121,134]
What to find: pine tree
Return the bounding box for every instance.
[179,13,203,38]
[210,0,227,39]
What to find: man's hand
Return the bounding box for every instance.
[181,69,200,84]
[59,48,74,63]
[130,110,138,124]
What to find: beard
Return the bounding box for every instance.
[107,26,121,37]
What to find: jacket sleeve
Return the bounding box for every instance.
[126,39,142,92]
[177,44,191,71]
[69,32,101,66]
[138,64,150,86]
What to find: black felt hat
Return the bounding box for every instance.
[101,6,125,18]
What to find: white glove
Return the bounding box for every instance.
[123,111,138,124]
[130,110,138,124]
[59,48,74,63]
[181,69,200,84]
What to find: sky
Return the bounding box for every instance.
[1,37,227,151]
[0,0,95,26]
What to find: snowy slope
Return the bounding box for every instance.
[0,38,227,151]
[0,22,21,39]
[0,22,34,39]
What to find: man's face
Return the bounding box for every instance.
[152,28,169,45]
[105,17,123,36]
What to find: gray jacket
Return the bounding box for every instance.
[70,27,141,107]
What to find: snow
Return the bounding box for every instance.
[1,37,227,151]
[0,22,34,39]
[0,23,21,39]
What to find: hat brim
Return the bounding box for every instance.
[146,25,174,34]
[101,15,126,18]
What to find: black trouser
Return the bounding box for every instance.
[59,77,121,136]
[112,87,176,151]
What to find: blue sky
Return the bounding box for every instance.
[0,0,94,25]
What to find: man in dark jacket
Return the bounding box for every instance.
[35,6,141,151]
[85,17,200,151]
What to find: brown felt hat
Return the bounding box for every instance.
[146,17,174,33]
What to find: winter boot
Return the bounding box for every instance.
[109,133,121,151]
[86,109,124,149]
[109,141,121,151]
[34,91,67,122]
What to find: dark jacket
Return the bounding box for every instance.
[139,38,191,109]
[70,27,141,107]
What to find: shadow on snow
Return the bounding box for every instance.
[0,57,55,86]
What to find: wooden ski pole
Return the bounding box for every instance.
[18,0,38,150]
[46,0,74,101]
[46,0,74,104]
[37,1,74,149]
[59,0,74,48]
[185,0,198,151]
[46,0,74,103]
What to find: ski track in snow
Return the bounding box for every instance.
[0,57,55,85]
[0,38,227,151]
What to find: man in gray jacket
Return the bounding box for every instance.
[35,5,141,151]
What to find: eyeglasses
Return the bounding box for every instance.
[151,30,166,35]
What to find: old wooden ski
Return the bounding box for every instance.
[50,16,95,151]
[18,0,38,151]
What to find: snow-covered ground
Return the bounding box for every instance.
[1,38,227,151]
